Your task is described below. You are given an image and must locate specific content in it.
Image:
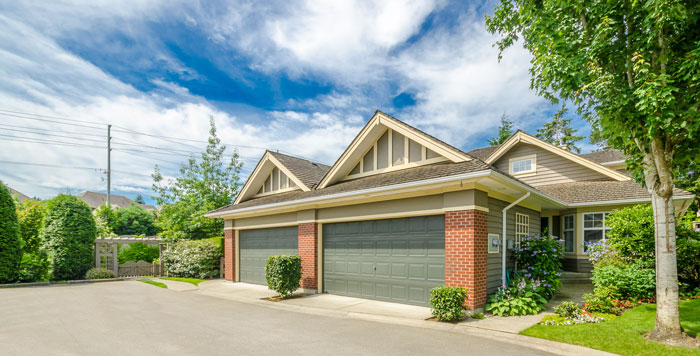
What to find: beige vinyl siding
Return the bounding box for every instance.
[494,143,609,186]
[486,197,540,295]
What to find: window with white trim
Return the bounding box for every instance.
[515,213,529,247]
[583,212,611,251]
[562,215,575,253]
[510,155,536,175]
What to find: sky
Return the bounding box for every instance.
[0,0,596,204]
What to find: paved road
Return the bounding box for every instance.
[0,281,554,356]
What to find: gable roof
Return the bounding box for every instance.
[580,149,626,164]
[268,151,330,189]
[536,180,693,205]
[5,185,32,202]
[316,110,473,189]
[211,159,493,214]
[483,131,630,182]
[466,144,502,161]
[76,191,156,210]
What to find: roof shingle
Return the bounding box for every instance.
[579,149,626,164]
[269,151,330,189]
[535,180,692,204]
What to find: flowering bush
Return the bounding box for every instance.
[553,301,581,318]
[512,234,563,299]
[162,240,223,279]
[486,277,547,316]
[540,311,610,325]
[582,285,637,315]
[584,240,616,266]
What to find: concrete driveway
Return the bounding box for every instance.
[0,281,555,356]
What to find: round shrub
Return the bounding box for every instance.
[430,286,468,321]
[17,200,46,254]
[0,183,21,283]
[265,255,302,298]
[85,267,115,279]
[40,195,97,280]
[114,204,158,236]
[17,251,50,282]
[162,239,222,279]
[591,262,656,300]
[554,301,582,318]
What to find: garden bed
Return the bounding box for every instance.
[521,299,700,356]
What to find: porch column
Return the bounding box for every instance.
[445,209,489,309]
[298,222,318,291]
[224,227,235,282]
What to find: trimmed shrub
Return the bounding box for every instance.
[16,200,46,254]
[41,195,97,280]
[429,286,468,321]
[95,205,118,234]
[118,242,159,264]
[162,239,222,279]
[0,183,22,283]
[583,286,627,314]
[85,267,116,279]
[265,255,302,298]
[554,301,582,318]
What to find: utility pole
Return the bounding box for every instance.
[107,124,111,207]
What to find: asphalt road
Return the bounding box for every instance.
[0,281,555,356]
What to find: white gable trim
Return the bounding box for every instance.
[317,111,471,189]
[485,131,630,182]
[233,152,310,205]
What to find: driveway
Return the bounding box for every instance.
[0,281,555,356]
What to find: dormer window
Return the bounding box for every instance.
[509,155,536,176]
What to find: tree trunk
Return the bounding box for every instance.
[648,191,683,342]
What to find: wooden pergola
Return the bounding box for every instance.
[94,236,163,275]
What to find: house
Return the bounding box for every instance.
[76,191,157,211]
[5,184,32,203]
[206,111,694,310]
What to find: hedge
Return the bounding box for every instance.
[40,195,97,280]
[0,183,21,283]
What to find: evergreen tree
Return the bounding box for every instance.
[536,105,585,153]
[588,125,611,151]
[152,117,243,241]
[134,194,145,204]
[0,183,21,283]
[488,113,514,146]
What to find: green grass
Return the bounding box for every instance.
[521,299,700,356]
[139,280,167,289]
[160,277,206,286]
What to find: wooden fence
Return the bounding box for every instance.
[118,260,162,277]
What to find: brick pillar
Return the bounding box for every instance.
[445,210,488,309]
[298,223,318,290]
[224,228,235,282]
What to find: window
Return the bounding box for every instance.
[562,215,575,253]
[510,155,536,175]
[515,213,529,247]
[583,212,611,250]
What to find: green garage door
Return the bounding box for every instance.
[323,215,445,306]
[239,226,298,285]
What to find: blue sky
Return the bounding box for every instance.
[0,1,595,204]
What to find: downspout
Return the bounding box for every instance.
[502,192,530,288]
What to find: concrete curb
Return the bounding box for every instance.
[0,278,125,288]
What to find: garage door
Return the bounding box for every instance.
[239,226,298,285]
[323,215,445,306]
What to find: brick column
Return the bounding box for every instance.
[224,228,235,282]
[298,223,318,290]
[445,210,488,309]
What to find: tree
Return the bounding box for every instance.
[488,113,514,145]
[152,117,243,241]
[0,183,21,283]
[536,105,585,153]
[95,205,118,236]
[41,195,97,280]
[114,204,158,236]
[487,1,700,344]
[134,194,145,204]
[588,125,611,151]
[117,242,159,264]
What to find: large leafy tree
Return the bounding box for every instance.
[114,204,159,236]
[0,183,21,283]
[152,117,243,241]
[488,113,515,145]
[536,105,585,153]
[487,0,700,344]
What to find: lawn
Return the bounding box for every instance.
[160,277,206,286]
[139,280,167,289]
[521,299,700,356]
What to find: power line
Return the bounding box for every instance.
[0,112,105,130]
[115,149,183,166]
[0,127,105,143]
[0,123,105,138]
[0,159,153,178]
[0,108,105,125]
[0,135,106,149]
